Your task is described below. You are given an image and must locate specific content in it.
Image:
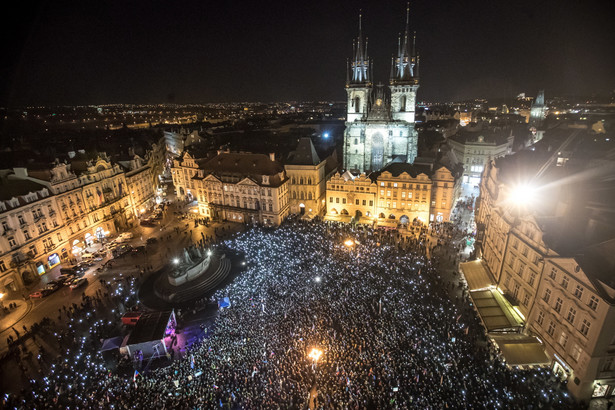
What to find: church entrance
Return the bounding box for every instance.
[299,203,305,216]
[371,133,384,170]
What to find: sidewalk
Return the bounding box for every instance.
[0,299,32,351]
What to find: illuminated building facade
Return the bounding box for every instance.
[0,176,63,293]
[326,162,457,225]
[343,8,419,173]
[285,137,337,217]
[0,151,162,295]
[173,150,290,226]
[447,129,514,187]
[529,90,547,128]
[475,154,615,402]
[119,155,156,218]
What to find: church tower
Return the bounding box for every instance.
[346,12,372,123]
[530,89,547,127]
[389,4,419,163]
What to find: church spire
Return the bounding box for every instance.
[390,2,417,84]
[349,10,370,85]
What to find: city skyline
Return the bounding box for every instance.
[2,0,613,107]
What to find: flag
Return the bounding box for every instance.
[133,370,140,382]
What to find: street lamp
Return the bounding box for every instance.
[344,239,354,248]
[508,183,536,206]
[308,347,323,363]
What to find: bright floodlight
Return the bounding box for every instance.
[344,239,354,247]
[173,258,180,264]
[308,348,323,362]
[314,276,321,283]
[323,132,329,139]
[509,184,535,205]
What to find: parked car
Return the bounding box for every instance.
[112,244,133,258]
[132,245,146,254]
[46,280,61,289]
[60,267,78,276]
[57,274,75,285]
[119,232,134,240]
[29,290,47,298]
[69,278,88,290]
[146,237,158,244]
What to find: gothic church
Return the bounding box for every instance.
[343,7,419,173]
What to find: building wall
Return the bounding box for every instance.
[448,135,513,185]
[476,160,615,402]
[0,191,63,294]
[0,154,160,295]
[325,167,457,225]
[326,173,377,219]
[527,258,615,401]
[286,162,326,216]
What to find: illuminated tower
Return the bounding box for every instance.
[530,89,547,127]
[345,12,372,123]
[389,4,419,163]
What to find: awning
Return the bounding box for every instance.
[491,334,550,366]
[460,260,495,291]
[99,336,124,352]
[470,288,524,332]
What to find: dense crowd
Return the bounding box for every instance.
[5,216,574,409]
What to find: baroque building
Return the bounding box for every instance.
[326,162,458,225]
[172,150,290,226]
[475,152,615,402]
[343,8,419,173]
[0,149,161,296]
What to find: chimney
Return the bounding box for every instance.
[269,153,275,162]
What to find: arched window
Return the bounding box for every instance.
[308,192,312,200]
[292,191,296,199]
[307,178,312,185]
[400,95,407,112]
[300,192,305,200]
[354,97,360,113]
[299,177,303,185]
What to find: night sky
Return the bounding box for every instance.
[2,0,613,106]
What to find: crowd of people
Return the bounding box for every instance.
[4,215,575,408]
